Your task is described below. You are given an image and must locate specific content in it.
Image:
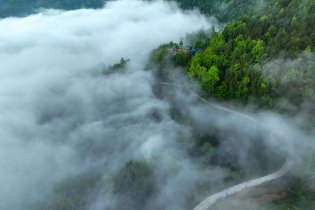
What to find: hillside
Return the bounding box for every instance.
[149,0,271,22]
[0,0,314,210]
[151,0,315,209]
[0,0,104,17]
[155,0,315,115]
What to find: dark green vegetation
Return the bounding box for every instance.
[258,152,315,210]
[154,0,271,22]
[0,0,104,17]
[187,0,315,114]
[256,179,315,210]
[150,0,315,209]
[274,179,315,210]
[1,0,313,209]
[154,0,315,115]
[241,153,315,210]
[43,160,155,210]
[102,58,130,75]
[1,0,269,20]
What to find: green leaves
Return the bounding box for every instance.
[202,66,220,93]
[187,31,267,102]
[251,40,264,62]
[236,75,250,98]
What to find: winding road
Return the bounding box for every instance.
[159,82,294,210]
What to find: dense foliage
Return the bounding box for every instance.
[150,0,315,208]
[183,0,315,111]
[1,0,314,209]
[147,0,271,22]
[257,178,315,210]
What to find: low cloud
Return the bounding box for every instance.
[0,1,211,209]
[0,0,313,210]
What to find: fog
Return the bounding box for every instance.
[0,1,211,209]
[0,0,313,210]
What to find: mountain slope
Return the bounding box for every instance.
[0,0,104,17]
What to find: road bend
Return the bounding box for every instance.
[158,82,294,210]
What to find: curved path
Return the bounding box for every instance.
[159,82,294,210]
[193,156,293,210]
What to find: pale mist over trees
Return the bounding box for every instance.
[0,0,104,17]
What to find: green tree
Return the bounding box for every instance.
[202,66,220,93]
[251,40,264,62]
[236,75,250,99]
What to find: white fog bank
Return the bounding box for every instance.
[0,1,212,209]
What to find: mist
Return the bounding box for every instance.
[0,1,212,209]
[0,0,313,210]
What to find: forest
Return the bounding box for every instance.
[146,0,271,22]
[154,0,315,116]
[0,0,314,210]
[150,0,315,209]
